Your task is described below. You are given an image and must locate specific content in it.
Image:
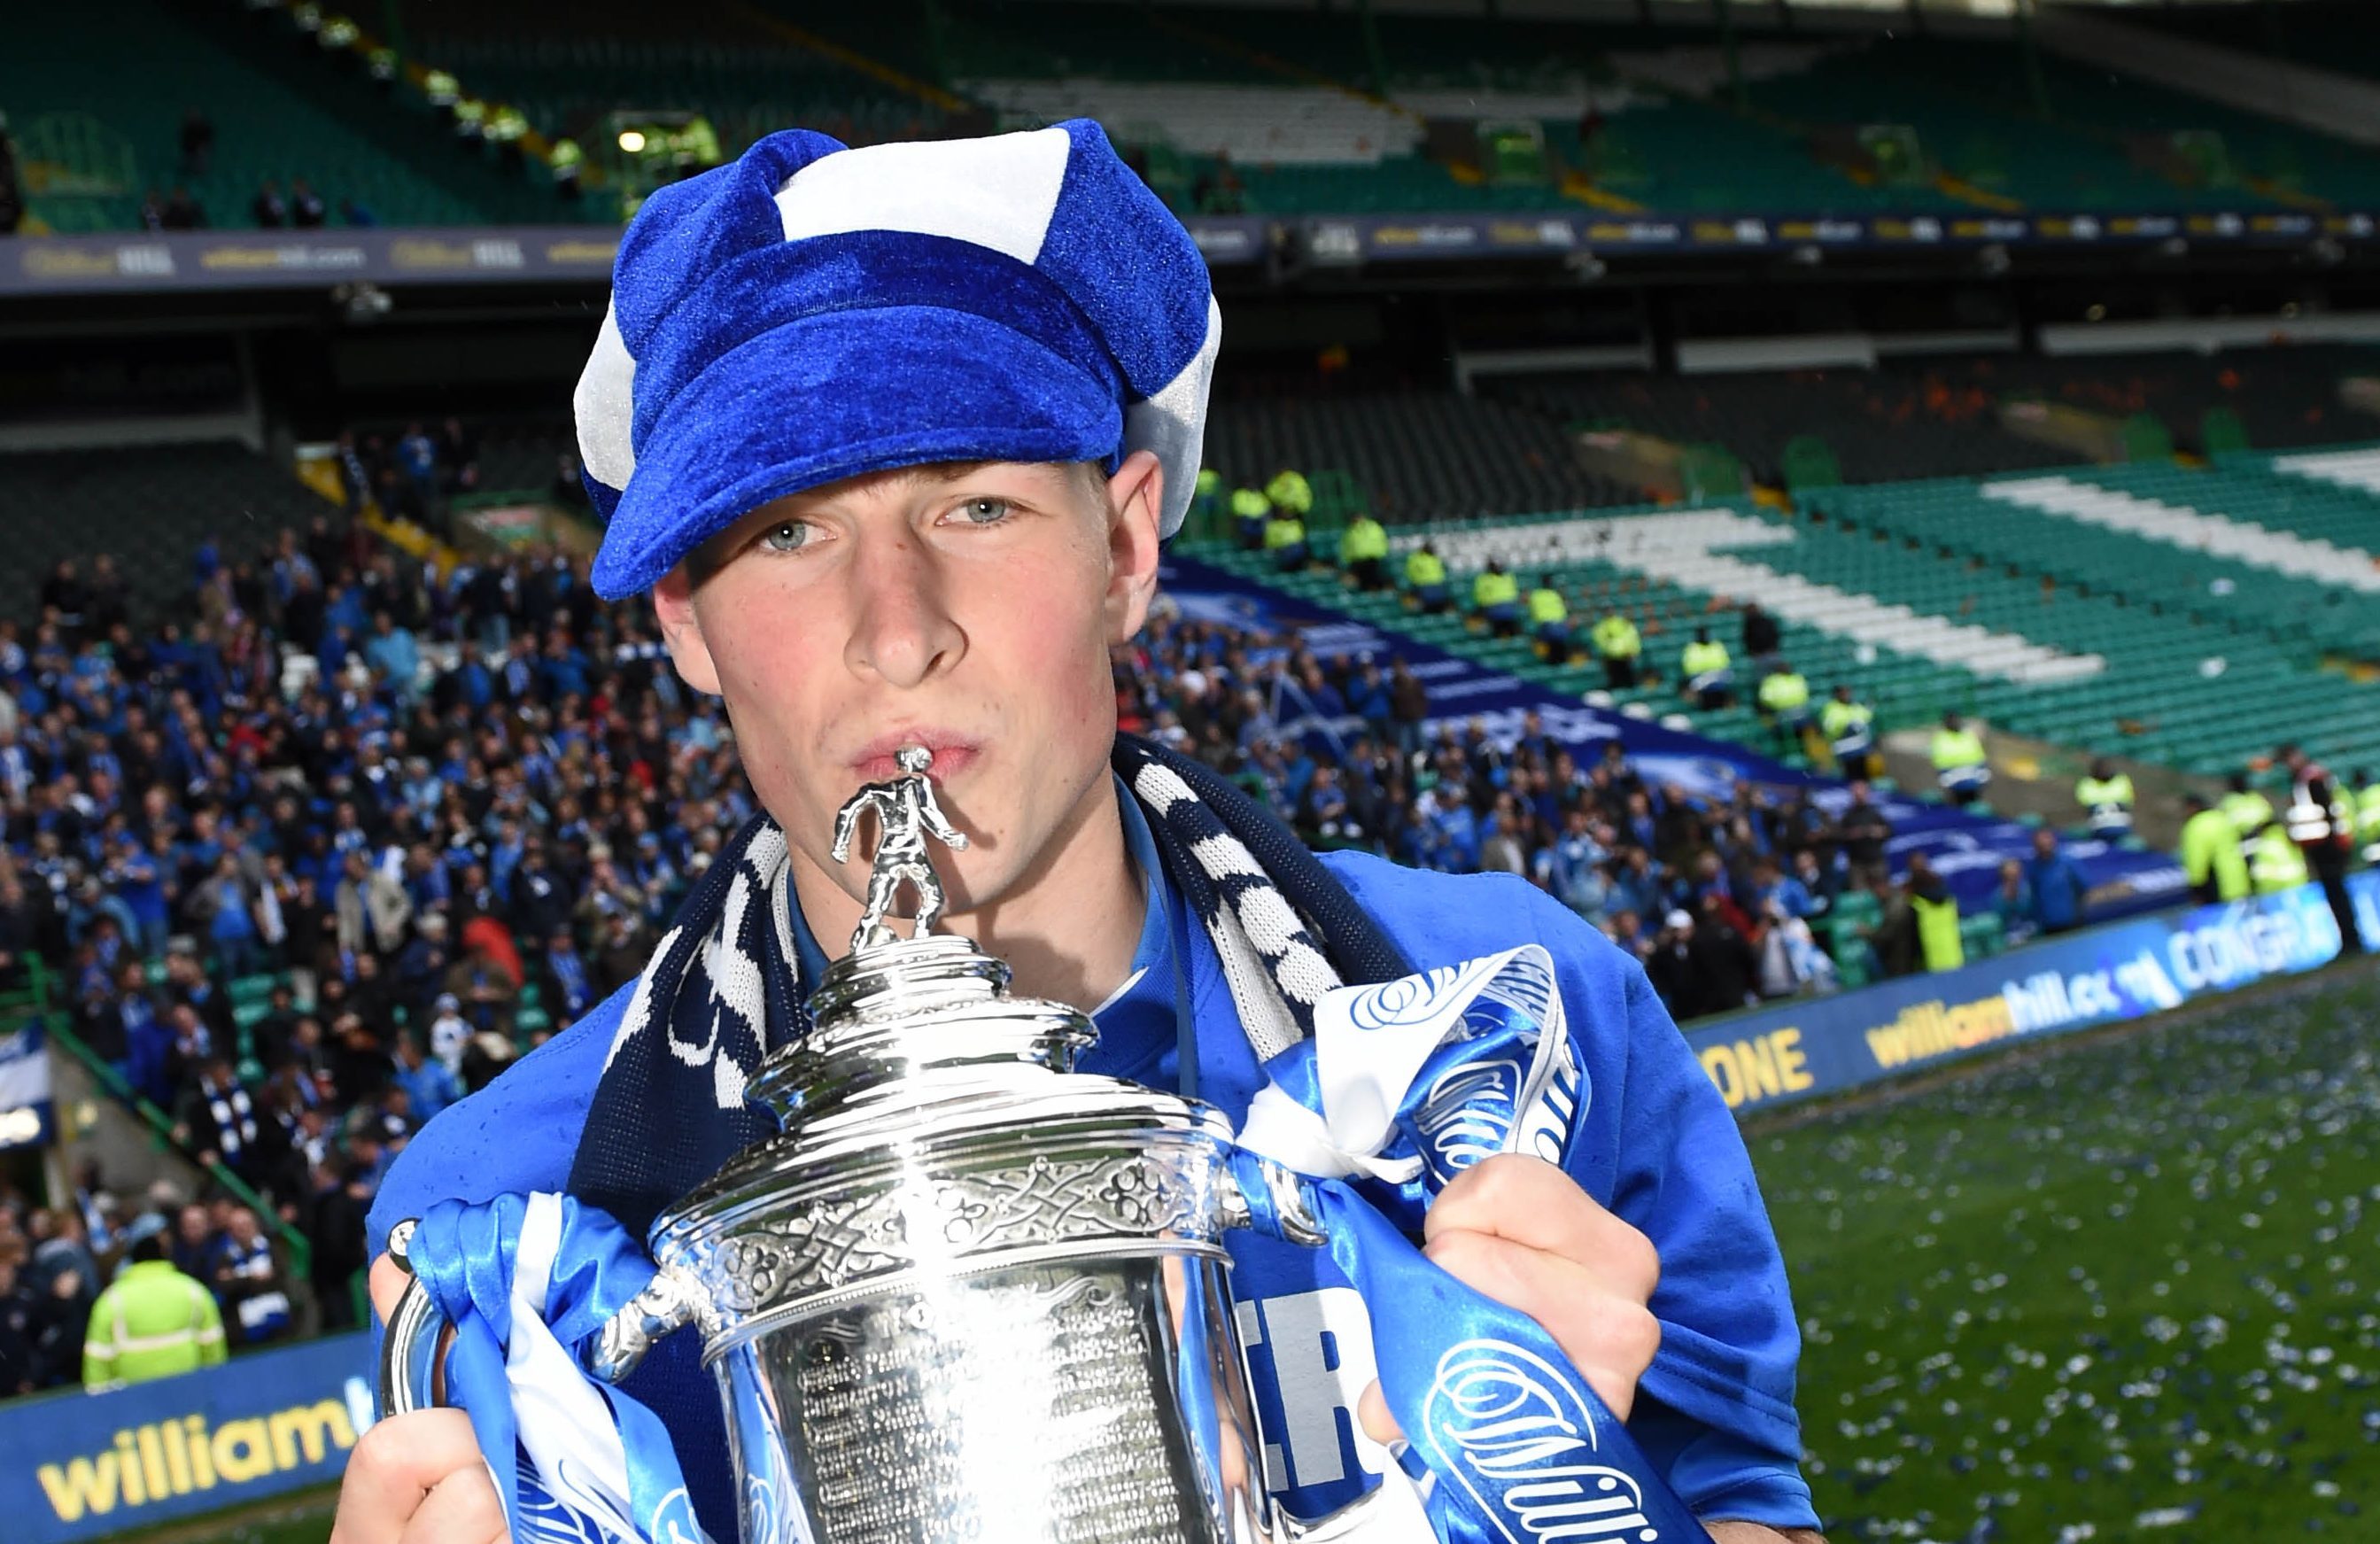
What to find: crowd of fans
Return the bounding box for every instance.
[331,419,492,536]
[134,176,376,233]
[0,439,2188,1397]
[1115,614,1908,1015]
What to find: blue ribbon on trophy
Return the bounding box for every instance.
[1238,944,1717,1544]
[396,1193,711,1544]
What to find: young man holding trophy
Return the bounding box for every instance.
[335,121,1823,1544]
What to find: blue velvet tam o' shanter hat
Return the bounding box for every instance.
[573,119,1221,600]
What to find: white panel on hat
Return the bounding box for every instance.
[771,124,1072,265]
[1122,294,1221,538]
[574,301,639,491]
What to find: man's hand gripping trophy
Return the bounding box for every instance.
[829,745,970,951]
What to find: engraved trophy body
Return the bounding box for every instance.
[384,749,1321,1544]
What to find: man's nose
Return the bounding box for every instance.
[843,533,963,688]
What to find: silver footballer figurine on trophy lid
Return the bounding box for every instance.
[383,746,1329,1544]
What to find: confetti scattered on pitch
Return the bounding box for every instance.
[1757,973,2380,1540]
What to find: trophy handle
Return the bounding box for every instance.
[376,1218,446,1419]
[1221,1153,1329,1246]
[376,1217,705,1419]
[590,1267,707,1384]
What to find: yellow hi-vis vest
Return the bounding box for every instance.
[1406,549,1447,588]
[2249,822,2309,893]
[1338,517,1388,564]
[2360,783,2380,858]
[83,1261,227,1391]
[1680,639,1731,690]
[1820,698,1873,754]
[1591,614,1640,660]
[2220,790,2272,838]
[1474,570,1521,609]
[1757,671,1810,717]
[2077,772,2136,832]
[1265,469,1314,516]
[1229,487,1270,522]
[1264,515,1306,551]
[1912,892,1964,973]
[1931,727,1987,772]
[1528,586,1568,625]
[2181,807,2252,901]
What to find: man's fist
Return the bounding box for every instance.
[1358,1152,1661,1444]
[329,1253,508,1544]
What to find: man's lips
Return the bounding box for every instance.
[849,733,980,784]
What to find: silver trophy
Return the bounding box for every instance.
[383,747,1329,1544]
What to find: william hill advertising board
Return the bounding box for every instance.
[1685,876,2376,1116]
[5,1331,375,1543]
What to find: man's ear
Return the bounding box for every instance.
[1104,449,1165,642]
[650,564,723,697]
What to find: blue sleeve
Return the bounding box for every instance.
[365,984,629,1265]
[1324,855,1818,1531]
[1600,947,1816,1529]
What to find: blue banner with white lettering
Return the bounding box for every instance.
[1680,873,2378,1116]
[1159,555,2186,921]
[4,1330,375,1544]
[0,1020,53,1151]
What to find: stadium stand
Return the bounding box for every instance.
[1472,346,2380,495]
[1780,490,2380,777]
[391,0,959,165]
[15,2,2380,232]
[1976,345,2380,455]
[1986,462,2380,615]
[1203,384,1640,523]
[1187,468,2380,786]
[171,0,607,225]
[911,4,2380,218]
[1194,501,2098,740]
[0,0,554,235]
[1482,365,2086,489]
[1733,35,2361,212]
[1,445,338,632]
[1789,448,2380,657]
[2139,0,2380,86]
[1614,28,2380,211]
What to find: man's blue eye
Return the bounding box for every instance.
[961,498,1011,524]
[761,523,809,553]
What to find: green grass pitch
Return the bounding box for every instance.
[1766,968,2380,1540]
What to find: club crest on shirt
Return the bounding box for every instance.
[1423,1338,1658,1544]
